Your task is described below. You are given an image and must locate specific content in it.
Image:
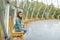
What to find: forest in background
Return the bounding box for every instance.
[0,0,60,20]
[10,1,60,19]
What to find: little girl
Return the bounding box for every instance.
[14,11,27,34]
[14,11,27,40]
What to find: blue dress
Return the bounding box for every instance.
[14,17,27,33]
[14,17,22,32]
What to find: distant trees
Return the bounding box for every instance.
[10,0,60,19]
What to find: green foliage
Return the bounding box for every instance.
[0,0,5,15]
[10,1,60,19]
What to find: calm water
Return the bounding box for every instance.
[24,20,60,40]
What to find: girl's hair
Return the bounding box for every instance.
[17,11,22,20]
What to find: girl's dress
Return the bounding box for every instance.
[14,17,27,34]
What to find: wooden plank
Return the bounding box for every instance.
[0,29,2,40]
[0,23,2,40]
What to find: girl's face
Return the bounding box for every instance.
[19,13,23,17]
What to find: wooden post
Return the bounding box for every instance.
[0,28,2,40]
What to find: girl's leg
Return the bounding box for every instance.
[22,28,27,34]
